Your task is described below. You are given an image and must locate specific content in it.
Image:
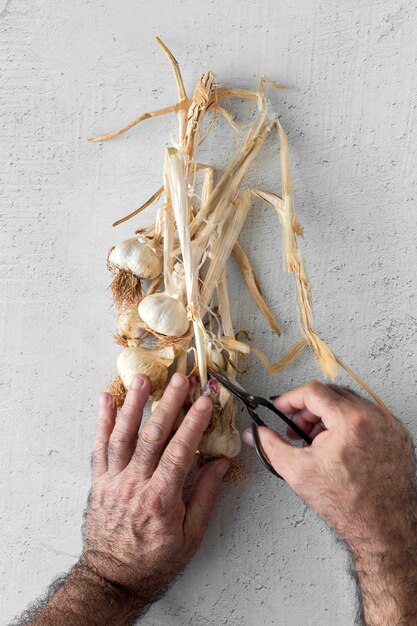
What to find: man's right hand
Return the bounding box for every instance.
[243,381,417,625]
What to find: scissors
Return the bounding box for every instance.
[207,366,312,479]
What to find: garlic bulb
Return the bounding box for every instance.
[118,305,147,340]
[138,292,189,337]
[109,236,162,279]
[117,345,175,400]
[198,402,241,458]
[199,424,241,458]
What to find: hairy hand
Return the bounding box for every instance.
[243,381,417,546]
[82,373,229,609]
[244,381,417,624]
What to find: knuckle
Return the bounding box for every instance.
[109,430,130,448]
[152,393,177,416]
[114,481,135,503]
[181,414,202,435]
[349,409,369,430]
[140,421,165,446]
[165,439,192,466]
[306,380,325,396]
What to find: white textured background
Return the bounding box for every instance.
[1,1,417,624]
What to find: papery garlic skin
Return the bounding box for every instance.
[138,292,189,337]
[166,262,186,301]
[198,401,241,458]
[219,385,232,408]
[199,425,241,458]
[109,236,162,279]
[118,305,147,340]
[210,348,225,370]
[117,346,174,400]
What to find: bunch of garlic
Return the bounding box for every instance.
[109,232,191,400]
[91,36,388,486]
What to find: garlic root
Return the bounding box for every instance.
[108,376,127,409]
[110,270,142,310]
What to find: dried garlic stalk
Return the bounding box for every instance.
[90,37,389,481]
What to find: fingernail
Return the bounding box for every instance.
[195,396,211,411]
[242,429,254,447]
[171,373,187,388]
[216,459,230,478]
[99,392,110,407]
[131,375,144,391]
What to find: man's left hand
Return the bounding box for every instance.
[82,372,229,609]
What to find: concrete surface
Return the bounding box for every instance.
[1,0,417,624]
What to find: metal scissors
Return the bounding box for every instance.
[207,366,312,479]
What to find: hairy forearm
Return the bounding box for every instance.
[19,562,148,626]
[349,504,417,626]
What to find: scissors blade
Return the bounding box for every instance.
[207,366,252,404]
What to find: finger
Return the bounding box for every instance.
[242,426,301,481]
[93,392,117,478]
[285,408,324,440]
[309,421,326,441]
[153,395,212,497]
[108,375,150,474]
[274,381,351,429]
[132,373,190,480]
[185,459,230,543]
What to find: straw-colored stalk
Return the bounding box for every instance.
[90,37,388,481]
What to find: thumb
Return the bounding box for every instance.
[185,459,230,542]
[243,426,300,482]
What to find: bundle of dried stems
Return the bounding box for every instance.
[90,37,388,480]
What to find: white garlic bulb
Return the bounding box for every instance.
[118,305,147,339]
[117,345,175,400]
[199,425,241,458]
[138,292,189,337]
[198,401,241,458]
[109,236,162,279]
